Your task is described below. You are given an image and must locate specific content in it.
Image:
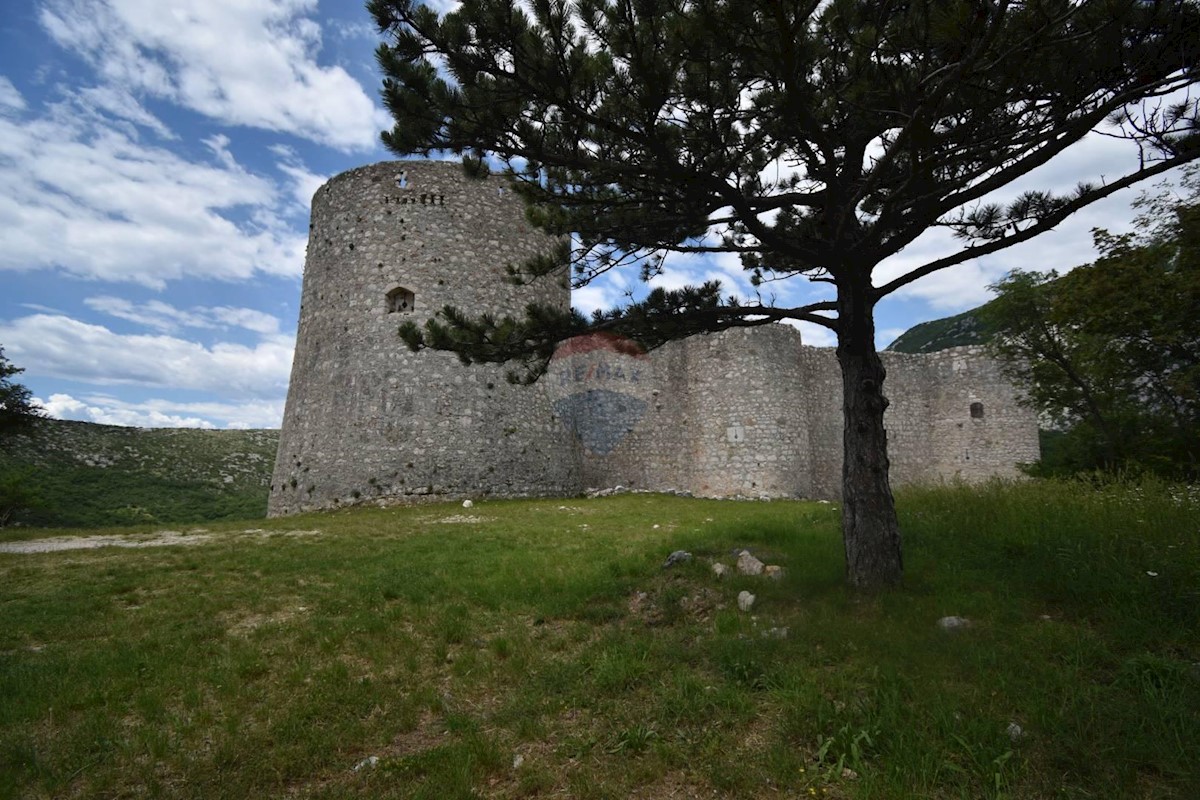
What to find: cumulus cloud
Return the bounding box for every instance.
[1,313,293,399]
[0,98,307,286]
[38,0,391,151]
[37,392,286,429]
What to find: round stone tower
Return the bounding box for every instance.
[269,161,579,515]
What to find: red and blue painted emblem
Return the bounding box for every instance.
[548,333,651,456]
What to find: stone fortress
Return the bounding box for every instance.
[268,161,1039,516]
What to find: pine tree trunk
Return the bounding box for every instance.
[836,286,903,589]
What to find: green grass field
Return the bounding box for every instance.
[2,480,1198,799]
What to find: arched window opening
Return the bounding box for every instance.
[386,286,415,314]
[395,171,408,189]
[969,402,985,419]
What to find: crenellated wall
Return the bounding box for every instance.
[269,160,1040,516]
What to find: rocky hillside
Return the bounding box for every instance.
[0,419,279,528]
[885,304,993,354]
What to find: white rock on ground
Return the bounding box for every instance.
[661,550,692,569]
[737,590,756,612]
[711,562,729,578]
[736,550,765,576]
[462,499,473,508]
[937,616,971,631]
[764,565,784,580]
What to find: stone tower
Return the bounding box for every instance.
[269,161,579,515]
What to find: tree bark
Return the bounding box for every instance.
[836,284,903,588]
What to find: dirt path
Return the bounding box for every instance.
[0,528,320,554]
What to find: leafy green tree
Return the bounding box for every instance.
[984,168,1200,477]
[0,468,43,528]
[370,0,1200,587]
[0,346,44,526]
[0,346,42,435]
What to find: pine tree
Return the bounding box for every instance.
[370,0,1200,588]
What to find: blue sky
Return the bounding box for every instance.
[0,1,1178,429]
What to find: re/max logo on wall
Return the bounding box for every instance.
[555,360,642,386]
[548,333,651,456]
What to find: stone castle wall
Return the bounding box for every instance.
[553,329,1039,500]
[269,161,1040,515]
[269,161,578,515]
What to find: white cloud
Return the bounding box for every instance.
[37,392,286,428]
[793,320,836,348]
[876,327,906,350]
[205,306,283,335]
[38,0,391,151]
[572,284,621,317]
[271,144,329,212]
[82,296,283,335]
[78,85,175,139]
[649,251,759,302]
[869,133,1171,314]
[1,313,293,399]
[0,77,27,110]
[0,100,307,286]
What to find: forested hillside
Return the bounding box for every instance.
[0,419,278,527]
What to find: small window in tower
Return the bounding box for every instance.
[395,171,408,189]
[970,402,984,419]
[386,286,415,314]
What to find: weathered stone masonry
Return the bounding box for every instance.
[268,161,1039,516]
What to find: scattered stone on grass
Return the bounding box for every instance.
[764,565,785,580]
[662,550,692,569]
[433,514,489,524]
[762,626,789,639]
[462,499,473,508]
[628,590,650,614]
[512,754,524,769]
[736,550,765,576]
[737,590,756,612]
[353,756,379,772]
[711,562,729,578]
[1007,722,1024,742]
[678,588,720,619]
[937,616,971,631]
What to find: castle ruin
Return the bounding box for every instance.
[268,161,1039,516]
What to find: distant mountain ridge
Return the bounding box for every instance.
[885,303,994,354]
[0,419,279,528]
